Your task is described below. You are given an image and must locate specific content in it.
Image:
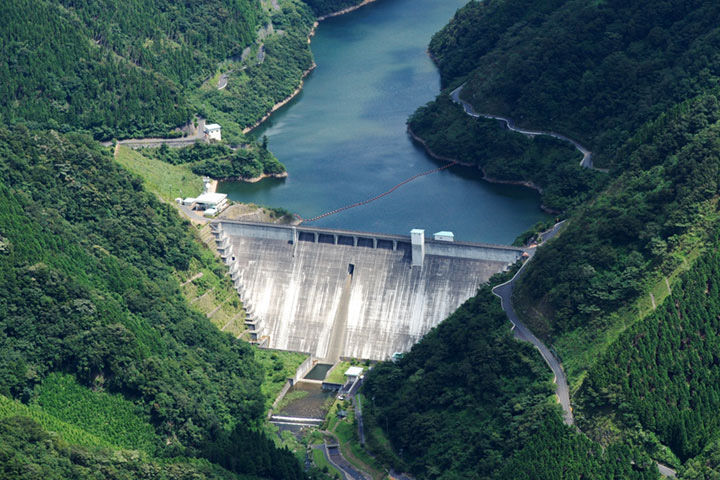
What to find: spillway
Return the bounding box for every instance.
[214,220,526,360]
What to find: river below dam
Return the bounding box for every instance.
[219,0,550,244]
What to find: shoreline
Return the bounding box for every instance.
[242,63,317,134]
[244,0,380,134]
[317,0,381,21]
[406,126,561,214]
[216,171,288,184]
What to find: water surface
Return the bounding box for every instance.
[220,0,550,243]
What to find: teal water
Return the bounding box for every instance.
[219,0,550,244]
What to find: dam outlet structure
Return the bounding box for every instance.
[212,220,527,361]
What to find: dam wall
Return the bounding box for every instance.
[214,220,526,360]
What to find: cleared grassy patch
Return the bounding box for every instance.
[32,373,160,453]
[0,394,113,449]
[325,361,353,384]
[255,349,308,409]
[115,145,203,202]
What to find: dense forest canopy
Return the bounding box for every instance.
[0,416,248,480]
[430,0,720,167]
[0,127,305,479]
[56,0,260,86]
[363,283,657,479]
[580,226,720,463]
[516,92,720,346]
[367,0,720,478]
[408,95,605,212]
[0,0,327,143]
[0,0,191,139]
[147,142,286,180]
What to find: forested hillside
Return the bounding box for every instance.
[0,416,246,480]
[516,91,720,375]
[0,0,190,140]
[146,142,286,181]
[0,127,305,479]
[56,0,258,86]
[303,0,364,16]
[368,0,720,478]
[429,0,720,167]
[580,226,720,463]
[408,95,604,212]
[0,0,328,143]
[363,282,657,479]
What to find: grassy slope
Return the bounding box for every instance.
[32,373,160,453]
[113,146,307,411]
[115,146,204,202]
[0,394,113,449]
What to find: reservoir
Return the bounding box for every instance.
[219,0,550,244]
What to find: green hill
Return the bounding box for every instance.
[363,280,657,480]
[0,126,305,479]
[366,0,720,478]
[0,0,331,144]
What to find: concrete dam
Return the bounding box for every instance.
[213,220,526,361]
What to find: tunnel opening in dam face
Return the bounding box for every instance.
[216,221,526,360]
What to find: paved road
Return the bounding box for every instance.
[450,85,595,169]
[448,82,591,424]
[312,443,369,480]
[491,222,573,425]
[449,92,677,474]
[218,73,229,90]
[102,119,206,148]
[657,462,677,478]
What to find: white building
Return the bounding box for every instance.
[204,123,222,141]
[433,231,455,242]
[194,192,227,212]
[344,366,364,383]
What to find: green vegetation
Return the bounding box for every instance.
[0,395,112,449]
[256,350,308,408]
[430,0,720,167]
[191,0,316,143]
[580,227,720,462]
[115,146,204,201]
[363,1,720,477]
[0,416,247,480]
[320,396,385,480]
[1,0,321,147]
[303,0,363,16]
[311,446,344,479]
[0,0,190,140]
[364,281,656,479]
[0,126,306,478]
[32,373,160,453]
[408,95,605,212]
[516,92,720,379]
[325,361,354,384]
[145,142,286,181]
[53,0,257,87]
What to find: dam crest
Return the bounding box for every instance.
[213,220,526,361]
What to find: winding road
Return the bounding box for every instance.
[450,85,594,168]
[453,85,676,477]
[492,223,573,425]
